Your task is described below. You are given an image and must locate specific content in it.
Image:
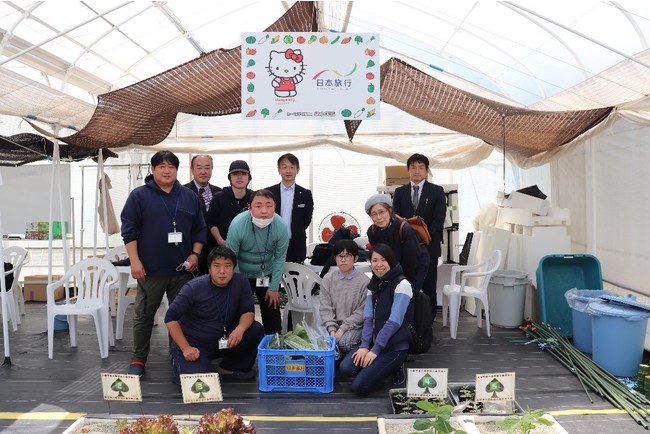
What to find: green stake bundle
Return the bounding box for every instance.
[520,320,650,429]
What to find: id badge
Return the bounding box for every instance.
[168,232,182,244]
[219,336,229,350]
[256,276,270,288]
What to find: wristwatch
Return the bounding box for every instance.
[190,251,201,258]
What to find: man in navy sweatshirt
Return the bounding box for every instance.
[121,150,206,377]
[165,246,264,383]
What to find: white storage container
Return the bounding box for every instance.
[488,270,529,327]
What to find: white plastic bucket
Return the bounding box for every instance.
[487,270,528,328]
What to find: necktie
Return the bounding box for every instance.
[198,187,208,210]
[412,185,419,210]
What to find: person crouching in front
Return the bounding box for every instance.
[338,243,413,396]
[165,246,264,383]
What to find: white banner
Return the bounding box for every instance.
[241,32,380,120]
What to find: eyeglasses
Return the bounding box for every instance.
[370,208,389,218]
[336,253,353,260]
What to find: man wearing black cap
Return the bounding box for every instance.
[393,153,446,320]
[206,160,254,249]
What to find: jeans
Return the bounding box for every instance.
[338,345,408,396]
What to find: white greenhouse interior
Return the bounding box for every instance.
[1,1,650,346]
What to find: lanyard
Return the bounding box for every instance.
[160,193,180,231]
[215,285,231,333]
[252,222,272,272]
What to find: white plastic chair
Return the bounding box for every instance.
[306,242,319,259]
[105,245,137,340]
[442,249,502,339]
[47,257,118,359]
[3,246,30,319]
[280,262,323,333]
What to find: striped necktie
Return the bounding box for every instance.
[412,185,419,210]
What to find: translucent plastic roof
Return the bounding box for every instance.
[1,1,648,107]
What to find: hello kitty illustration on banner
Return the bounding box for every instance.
[241,32,380,120]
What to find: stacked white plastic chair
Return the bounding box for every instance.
[442,249,502,339]
[2,246,30,330]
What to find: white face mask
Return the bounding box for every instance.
[252,216,273,228]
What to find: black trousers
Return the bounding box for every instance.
[422,252,439,321]
[248,277,282,335]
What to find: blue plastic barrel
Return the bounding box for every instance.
[54,301,68,331]
[565,289,614,353]
[587,295,650,377]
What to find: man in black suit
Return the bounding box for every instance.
[266,153,314,263]
[184,154,221,275]
[393,154,447,320]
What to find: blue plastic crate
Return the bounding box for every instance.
[257,334,335,393]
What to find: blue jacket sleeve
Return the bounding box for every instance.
[164,281,193,323]
[371,280,412,354]
[120,191,142,244]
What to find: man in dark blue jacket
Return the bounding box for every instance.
[165,246,264,383]
[121,150,206,377]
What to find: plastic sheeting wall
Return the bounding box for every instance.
[553,116,650,297]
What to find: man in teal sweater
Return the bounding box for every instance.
[226,189,289,334]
